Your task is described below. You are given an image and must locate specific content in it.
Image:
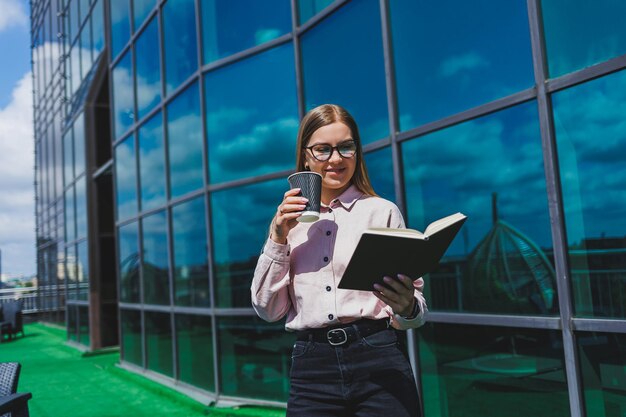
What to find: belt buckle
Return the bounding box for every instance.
[327,328,348,346]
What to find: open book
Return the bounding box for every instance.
[338,212,467,291]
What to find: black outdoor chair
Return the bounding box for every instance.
[0,303,24,342]
[0,362,32,417]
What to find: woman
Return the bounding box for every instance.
[251,104,427,417]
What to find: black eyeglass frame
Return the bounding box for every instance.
[304,140,358,162]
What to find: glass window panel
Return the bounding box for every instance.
[218,316,292,401]
[77,239,89,301]
[162,0,197,95]
[419,323,570,417]
[120,309,143,366]
[63,128,73,186]
[135,17,161,121]
[145,311,173,377]
[204,44,298,184]
[91,0,104,57]
[66,245,78,300]
[552,71,626,319]
[80,22,91,75]
[211,179,283,308]
[390,0,534,131]
[138,112,166,210]
[114,135,139,221]
[542,0,626,78]
[167,82,203,198]
[67,304,78,341]
[71,41,81,95]
[364,146,395,203]
[70,0,79,42]
[577,331,626,417]
[78,305,90,346]
[176,314,214,391]
[74,113,85,176]
[402,102,556,315]
[200,0,291,64]
[112,51,135,139]
[142,210,170,305]
[75,176,87,239]
[79,0,90,25]
[119,221,140,303]
[133,0,155,30]
[172,196,209,307]
[297,0,333,25]
[65,185,76,243]
[110,0,131,59]
[301,0,388,144]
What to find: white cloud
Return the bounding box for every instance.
[439,51,489,78]
[0,0,28,32]
[0,71,35,276]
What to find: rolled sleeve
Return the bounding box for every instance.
[250,238,293,322]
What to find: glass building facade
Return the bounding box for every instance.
[32,0,626,415]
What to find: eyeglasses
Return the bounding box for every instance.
[305,140,357,162]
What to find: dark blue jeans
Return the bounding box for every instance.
[287,328,420,417]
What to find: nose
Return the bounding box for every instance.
[328,148,343,164]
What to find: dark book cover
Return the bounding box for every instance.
[338,213,467,291]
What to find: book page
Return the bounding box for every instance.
[366,227,425,239]
[424,212,467,237]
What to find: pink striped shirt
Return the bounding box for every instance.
[251,185,428,331]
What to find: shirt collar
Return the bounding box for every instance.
[322,184,364,211]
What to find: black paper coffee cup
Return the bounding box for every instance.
[287,172,322,222]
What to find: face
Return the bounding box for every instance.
[304,122,357,202]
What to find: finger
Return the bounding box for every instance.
[396,274,415,290]
[382,276,411,295]
[372,291,401,311]
[284,188,302,198]
[374,282,401,304]
[281,203,307,213]
[284,196,309,205]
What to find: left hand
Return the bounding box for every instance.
[373,274,415,316]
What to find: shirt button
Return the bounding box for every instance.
[328,208,332,213]
[326,231,331,236]
[328,314,334,320]
[323,256,329,262]
[326,286,331,292]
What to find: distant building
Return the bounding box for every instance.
[31,0,626,414]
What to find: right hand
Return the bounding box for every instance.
[271,188,308,244]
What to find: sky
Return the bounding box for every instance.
[0,0,35,277]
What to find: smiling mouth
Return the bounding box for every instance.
[325,168,345,173]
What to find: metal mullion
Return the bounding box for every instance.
[362,136,391,153]
[91,159,113,179]
[527,1,584,416]
[166,203,178,378]
[427,312,562,330]
[199,33,292,75]
[296,0,349,35]
[192,0,221,399]
[171,305,213,316]
[572,318,626,334]
[546,53,626,93]
[396,87,537,143]
[291,0,305,120]
[212,308,257,317]
[379,0,419,400]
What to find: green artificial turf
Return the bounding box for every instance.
[0,323,285,417]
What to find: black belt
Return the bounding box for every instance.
[296,318,390,346]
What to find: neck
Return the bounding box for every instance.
[322,184,351,205]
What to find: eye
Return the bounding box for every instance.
[313,145,332,154]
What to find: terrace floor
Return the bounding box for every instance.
[1,323,285,417]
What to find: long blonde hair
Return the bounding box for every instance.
[294,104,377,197]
